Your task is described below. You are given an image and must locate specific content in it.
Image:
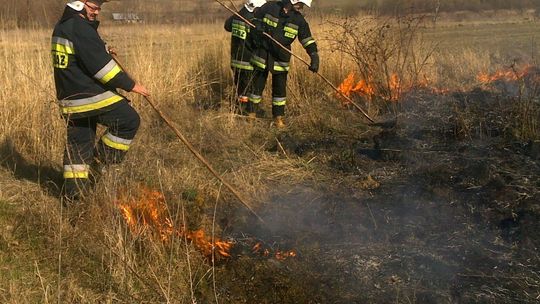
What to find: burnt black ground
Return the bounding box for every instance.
[208,81,540,304]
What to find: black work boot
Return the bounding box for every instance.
[61,179,89,206]
[61,179,91,226]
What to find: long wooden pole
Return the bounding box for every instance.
[215,0,375,123]
[111,54,264,223]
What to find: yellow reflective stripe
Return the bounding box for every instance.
[52,43,75,54]
[303,40,316,48]
[64,171,89,179]
[231,60,254,70]
[101,134,130,151]
[285,23,299,30]
[272,97,286,106]
[264,18,277,27]
[250,56,266,69]
[63,164,89,179]
[251,61,266,69]
[232,22,248,39]
[51,37,75,54]
[302,37,316,48]
[100,65,122,84]
[273,62,290,72]
[284,26,298,36]
[284,32,296,39]
[249,94,262,104]
[263,14,278,27]
[95,60,122,84]
[62,94,124,114]
[100,64,121,84]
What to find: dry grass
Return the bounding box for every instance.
[0,12,539,303]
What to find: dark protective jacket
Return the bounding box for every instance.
[52,7,135,118]
[224,6,255,71]
[250,1,317,74]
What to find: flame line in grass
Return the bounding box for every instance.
[116,186,233,259]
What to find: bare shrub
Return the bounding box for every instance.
[511,65,540,140]
[325,14,436,115]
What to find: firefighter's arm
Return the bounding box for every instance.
[74,23,135,92]
[298,19,318,72]
[104,45,149,96]
[224,15,233,32]
[298,19,317,55]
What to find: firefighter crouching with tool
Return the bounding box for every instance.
[224,0,266,114]
[52,0,149,202]
[247,0,319,128]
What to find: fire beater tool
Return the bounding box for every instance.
[214,0,398,128]
[110,53,264,223]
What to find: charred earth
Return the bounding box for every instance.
[212,74,540,303]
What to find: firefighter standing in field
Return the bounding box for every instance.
[52,0,149,201]
[247,0,319,128]
[224,0,267,114]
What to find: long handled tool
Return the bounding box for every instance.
[111,54,264,223]
[214,0,379,124]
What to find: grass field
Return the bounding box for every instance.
[0,10,539,303]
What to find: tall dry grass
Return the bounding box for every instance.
[0,12,539,303]
[0,20,328,303]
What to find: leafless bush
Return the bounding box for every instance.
[326,14,436,114]
[512,65,540,140]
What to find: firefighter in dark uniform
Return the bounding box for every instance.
[52,0,149,201]
[224,0,266,114]
[248,0,319,127]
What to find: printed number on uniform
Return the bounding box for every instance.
[232,29,247,40]
[52,51,68,69]
[284,32,296,39]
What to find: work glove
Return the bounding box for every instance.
[308,52,319,73]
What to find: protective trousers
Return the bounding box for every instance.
[232,67,253,112]
[247,69,287,118]
[63,101,140,200]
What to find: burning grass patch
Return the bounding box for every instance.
[115,185,233,259]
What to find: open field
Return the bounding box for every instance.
[0,11,539,303]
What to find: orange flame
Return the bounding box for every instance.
[251,242,297,260]
[353,78,376,97]
[477,65,533,84]
[185,229,233,258]
[389,73,401,100]
[116,186,233,259]
[336,72,403,103]
[252,242,262,253]
[275,250,297,261]
[336,72,376,104]
[336,72,357,100]
[336,71,458,102]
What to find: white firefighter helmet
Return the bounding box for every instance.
[245,0,266,12]
[67,0,109,12]
[290,0,312,7]
[67,1,85,11]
